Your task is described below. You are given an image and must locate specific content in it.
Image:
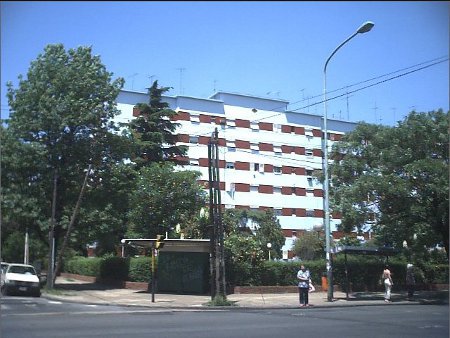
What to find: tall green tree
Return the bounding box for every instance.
[222,208,285,259]
[292,231,324,260]
[330,110,449,258]
[4,44,126,284]
[128,81,187,167]
[127,163,206,239]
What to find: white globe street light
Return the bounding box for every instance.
[267,243,272,261]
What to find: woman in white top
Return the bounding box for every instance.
[297,265,310,307]
[382,265,394,302]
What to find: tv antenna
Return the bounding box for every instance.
[372,102,379,123]
[127,73,138,90]
[147,74,156,85]
[176,68,186,95]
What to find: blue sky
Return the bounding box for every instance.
[1,1,448,126]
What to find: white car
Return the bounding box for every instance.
[1,263,41,297]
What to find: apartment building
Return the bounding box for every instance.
[116,89,357,258]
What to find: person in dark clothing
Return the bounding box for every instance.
[406,263,416,300]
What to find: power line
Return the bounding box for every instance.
[291,57,449,112]
[193,56,449,134]
[288,55,449,109]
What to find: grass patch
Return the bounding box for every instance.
[41,287,75,296]
[205,295,238,307]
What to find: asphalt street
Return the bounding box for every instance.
[1,296,448,338]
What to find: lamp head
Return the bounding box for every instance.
[357,21,375,34]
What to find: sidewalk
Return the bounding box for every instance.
[43,276,449,310]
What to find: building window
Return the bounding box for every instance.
[273,124,281,133]
[273,166,282,174]
[306,188,314,197]
[273,145,282,155]
[250,121,259,131]
[250,143,259,154]
[189,159,199,166]
[305,149,313,157]
[305,128,313,138]
[250,185,258,192]
[226,162,235,169]
[189,136,199,144]
[273,186,282,194]
[306,209,315,217]
[227,140,236,152]
[190,114,200,123]
[227,119,236,128]
[274,208,282,217]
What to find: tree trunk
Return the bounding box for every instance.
[53,165,91,285]
[46,168,58,289]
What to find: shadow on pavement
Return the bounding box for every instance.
[336,290,448,304]
[54,282,114,291]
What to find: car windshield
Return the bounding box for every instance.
[8,265,36,275]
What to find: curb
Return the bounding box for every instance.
[42,292,447,310]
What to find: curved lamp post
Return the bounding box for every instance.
[323,21,374,302]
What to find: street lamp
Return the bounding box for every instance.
[267,243,272,260]
[323,21,374,302]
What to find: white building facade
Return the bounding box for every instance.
[116,90,356,258]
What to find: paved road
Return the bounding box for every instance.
[2,296,448,338]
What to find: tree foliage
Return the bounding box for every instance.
[127,163,206,239]
[330,110,449,258]
[128,81,187,167]
[3,44,126,262]
[222,208,285,260]
[292,231,324,260]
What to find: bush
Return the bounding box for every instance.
[128,256,151,282]
[99,255,129,281]
[64,255,448,290]
[65,256,102,277]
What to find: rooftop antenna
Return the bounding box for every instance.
[127,73,138,90]
[391,107,397,124]
[213,79,217,92]
[343,91,354,120]
[372,102,379,123]
[147,74,156,85]
[176,67,186,95]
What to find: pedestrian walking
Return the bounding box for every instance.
[297,265,310,307]
[406,263,415,300]
[382,265,394,303]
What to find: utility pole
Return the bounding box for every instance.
[208,128,226,300]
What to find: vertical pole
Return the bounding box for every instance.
[323,70,333,302]
[24,229,29,265]
[208,138,216,300]
[151,247,156,303]
[345,251,349,300]
[212,130,220,298]
[214,128,226,297]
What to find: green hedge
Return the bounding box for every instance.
[65,256,448,291]
[65,256,102,277]
[128,256,151,282]
[65,255,129,281]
